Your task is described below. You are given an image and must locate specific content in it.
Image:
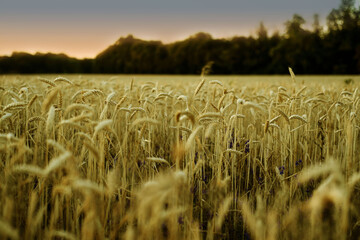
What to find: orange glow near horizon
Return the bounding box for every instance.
[0,14,279,59]
[0,8,298,59]
[0,29,257,59]
[0,35,115,59]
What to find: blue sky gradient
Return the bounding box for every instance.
[0,0,345,58]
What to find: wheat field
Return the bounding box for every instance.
[0,73,360,240]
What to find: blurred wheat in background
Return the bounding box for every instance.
[0,71,360,239]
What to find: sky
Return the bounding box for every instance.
[0,0,346,59]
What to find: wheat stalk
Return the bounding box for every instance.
[194,79,205,96]
[288,67,296,82]
[54,76,73,85]
[185,125,203,151]
[3,102,26,111]
[38,77,56,87]
[42,88,59,113]
[146,157,170,165]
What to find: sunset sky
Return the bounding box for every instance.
[0,0,345,58]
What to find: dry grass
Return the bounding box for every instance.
[0,74,360,239]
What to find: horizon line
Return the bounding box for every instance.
[0,28,291,59]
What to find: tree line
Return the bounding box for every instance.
[1,0,359,75]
